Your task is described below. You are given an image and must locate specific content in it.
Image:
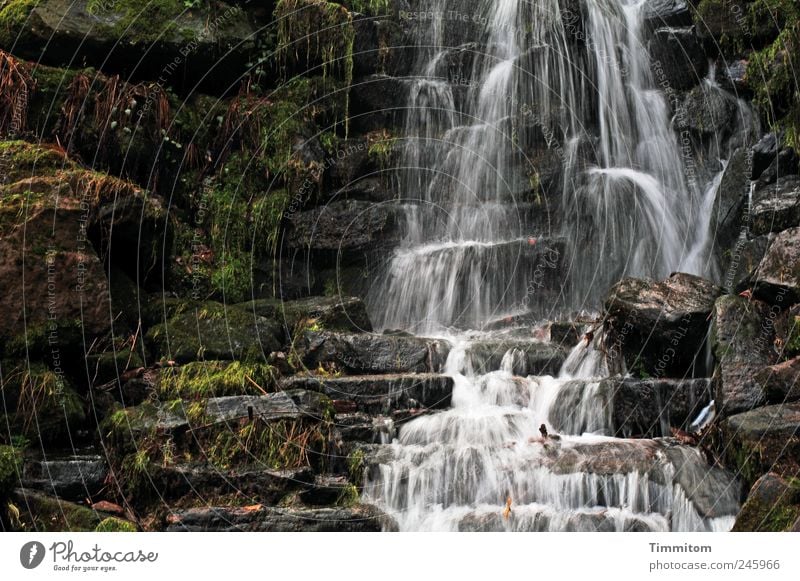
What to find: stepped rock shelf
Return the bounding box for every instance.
[1,0,799,532]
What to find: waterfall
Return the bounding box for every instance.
[363,0,745,531]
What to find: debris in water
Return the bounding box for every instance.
[502,496,512,520]
[539,423,549,438]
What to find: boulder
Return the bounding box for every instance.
[723,233,773,294]
[756,357,800,404]
[236,296,373,338]
[298,331,450,374]
[710,296,774,415]
[604,273,723,377]
[756,148,800,189]
[463,339,567,376]
[649,27,708,91]
[721,402,800,485]
[145,301,283,363]
[733,473,800,531]
[280,373,453,414]
[712,148,751,264]
[675,83,736,136]
[750,176,800,235]
[752,227,800,305]
[164,504,392,532]
[11,489,113,531]
[644,0,692,27]
[349,74,407,132]
[751,133,779,180]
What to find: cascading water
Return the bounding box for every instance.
[363,0,748,531]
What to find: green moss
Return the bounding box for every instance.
[159,360,277,399]
[16,491,104,532]
[0,0,39,45]
[785,316,800,357]
[347,447,365,484]
[367,129,395,171]
[335,483,360,507]
[345,0,389,15]
[87,0,195,43]
[0,446,21,495]
[94,516,137,532]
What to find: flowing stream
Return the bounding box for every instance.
[364,0,747,531]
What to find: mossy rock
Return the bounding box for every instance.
[145,301,283,363]
[0,363,86,443]
[94,516,137,532]
[733,473,800,531]
[85,349,145,388]
[11,489,108,531]
[158,360,277,399]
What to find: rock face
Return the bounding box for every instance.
[649,27,707,91]
[604,273,723,377]
[165,504,392,532]
[464,339,567,376]
[752,227,800,305]
[21,454,107,501]
[721,402,800,486]
[751,176,800,235]
[712,148,751,269]
[603,377,713,438]
[711,296,773,415]
[733,473,800,532]
[298,331,451,374]
[756,357,800,404]
[236,296,373,338]
[676,83,736,137]
[280,373,453,414]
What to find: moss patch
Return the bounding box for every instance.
[0,445,21,495]
[94,516,137,532]
[158,360,277,399]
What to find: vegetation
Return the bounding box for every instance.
[158,360,277,399]
[94,517,138,532]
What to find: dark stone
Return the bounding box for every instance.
[463,339,567,376]
[298,331,451,374]
[236,296,373,339]
[649,27,708,91]
[711,296,773,415]
[713,148,752,270]
[145,302,283,363]
[757,357,800,404]
[675,83,736,136]
[756,148,800,189]
[751,133,779,180]
[350,75,407,132]
[733,473,800,531]
[721,402,800,486]
[604,273,723,377]
[719,59,750,93]
[751,176,800,235]
[603,377,714,438]
[280,373,453,414]
[752,227,800,305]
[643,0,692,27]
[664,446,741,518]
[164,504,393,532]
[21,454,107,501]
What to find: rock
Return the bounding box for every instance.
[21,454,107,501]
[719,59,749,93]
[721,402,800,485]
[649,27,708,91]
[711,296,774,415]
[756,147,800,189]
[349,75,407,132]
[145,301,283,363]
[280,373,454,414]
[752,227,800,305]
[750,176,800,235]
[164,504,392,532]
[464,339,567,376]
[284,199,401,263]
[643,0,692,27]
[352,4,414,78]
[733,473,800,531]
[1,0,260,94]
[751,133,780,180]
[712,149,751,263]
[604,273,723,377]
[665,446,741,518]
[676,83,736,136]
[236,296,373,338]
[757,357,800,404]
[11,489,112,531]
[602,377,713,438]
[723,233,773,294]
[298,331,450,374]
[299,475,355,506]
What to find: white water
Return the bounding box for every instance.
[363,0,745,531]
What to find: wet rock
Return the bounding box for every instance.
[757,357,800,404]
[349,75,407,132]
[299,475,354,506]
[711,296,773,415]
[280,373,453,414]
[724,233,773,294]
[750,176,800,235]
[712,149,751,264]
[664,446,741,518]
[11,489,112,531]
[733,473,800,531]
[721,402,800,485]
[752,227,800,305]
[464,339,566,376]
[603,377,714,438]
[643,0,692,27]
[352,4,414,78]
[604,273,723,378]
[676,83,737,137]
[21,454,107,501]
[755,148,800,189]
[164,504,392,532]
[751,133,780,180]
[145,301,283,363]
[649,27,707,91]
[719,59,749,93]
[298,331,450,374]
[236,296,373,338]
[284,199,401,263]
